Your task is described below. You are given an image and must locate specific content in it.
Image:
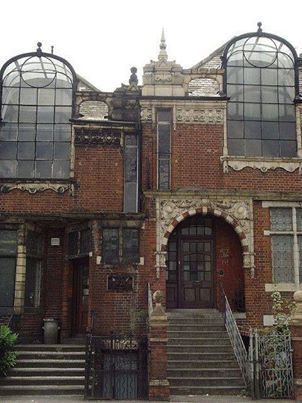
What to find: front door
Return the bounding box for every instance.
[166,215,215,309]
[72,259,89,335]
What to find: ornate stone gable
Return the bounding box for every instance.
[155,195,255,275]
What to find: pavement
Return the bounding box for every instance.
[0,396,298,403]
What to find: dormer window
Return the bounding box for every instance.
[0,44,76,179]
[224,29,298,157]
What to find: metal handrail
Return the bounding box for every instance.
[220,282,250,387]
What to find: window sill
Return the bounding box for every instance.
[265,283,301,292]
[0,180,75,194]
[220,155,302,174]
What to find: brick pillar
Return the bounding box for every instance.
[290,290,302,400]
[148,292,170,401]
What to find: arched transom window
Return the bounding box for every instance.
[224,31,298,157]
[0,47,76,179]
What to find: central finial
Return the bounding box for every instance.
[257,22,263,33]
[158,28,168,62]
[36,42,42,57]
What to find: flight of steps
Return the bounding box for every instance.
[167,309,245,396]
[0,344,85,396]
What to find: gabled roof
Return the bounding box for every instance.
[77,74,100,92]
[189,39,234,71]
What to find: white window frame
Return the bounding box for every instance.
[262,201,302,291]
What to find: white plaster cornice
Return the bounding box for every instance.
[221,156,302,174]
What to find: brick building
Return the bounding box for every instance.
[0,24,302,398]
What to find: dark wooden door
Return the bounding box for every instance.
[72,259,89,335]
[180,239,213,308]
[166,215,215,309]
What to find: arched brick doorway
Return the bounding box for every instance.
[166,214,244,310]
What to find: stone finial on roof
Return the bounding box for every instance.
[36,42,42,57]
[129,66,138,86]
[158,28,168,62]
[257,22,263,33]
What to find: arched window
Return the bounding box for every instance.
[0,45,77,179]
[223,29,298,157]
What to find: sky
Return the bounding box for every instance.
[0,0,301,92]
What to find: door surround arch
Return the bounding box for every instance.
[156,197,255,276]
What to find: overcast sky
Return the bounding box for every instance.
[1,0,301,91]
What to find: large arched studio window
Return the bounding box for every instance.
[224,27,298,157]
[0,44,77,179]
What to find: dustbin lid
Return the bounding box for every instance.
[43,318,57,322]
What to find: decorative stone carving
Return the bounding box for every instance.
[157,196,254,271]
[140,107,152,122]
[0,182,73,194]
[176,108,223,124]
[75,128,121,146]
[221,156,302,174]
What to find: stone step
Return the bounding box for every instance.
[168,318,224,325]
[15,359,85,368]
[168,345,234,353]
[14,344,85,352]
[170,385,245,396]
[168,325,225,332]
[168,337,231,346]
[168,330,228,338]
[167,368,242,377]
[168,359,239,369]
[0,385,84,396]
[9,367,85,376]
[168,352,237,361]
[168,376,244,387]
[16,351,85,360]
[0,376,85,386]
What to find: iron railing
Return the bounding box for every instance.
[84,333,148,400]
[249,329,294,399]
[220,283,250,388]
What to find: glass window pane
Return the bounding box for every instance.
[245,121,261,139]
[279,122,296,140]
[158,158,170,189]
[17,160,34,178]
[54,143,69,159]
[157,110,171,122]
[227,120,244,138]
[244,86,261,102]
[272,235,294,283]
[261,68,277,85]
[53,160,69,178]
[158,124,170,154]
[0,160,17,177]
[36,124,53,141]
[297,209,302,231]
[55,106,72,123]
[36,142,53,160]
[38,88,55,105]
[20,88,37,105]
[262,122,279,139]
[54,125,70,141]
[280,141,296,157]
[18,142,35,160]
[19,106,36,123]
[228,67,243,84]
[228,103,243,120]
[24,258,41,307]
[227,84,243,102]
[262,140,280,157]
[35,161,52,178]
[228,139,245,155]
[55,89,72,105]
[244,68,260,85]
[19,124,35,141]
[270,208,292,231]
[3,105,19,122]
[0,142,17,159]
[0,258,16,307]
[299,236,302,283]
[246,140,262,156]
[278,68,295,85]
[122,229,139,263]
[262,104,278,121]
[262,86,278,103]
[245,103,261,120]
[0,123,18,141]
[80,229,91,255]
[103,228,119,264]
[279,105,295,122]
[0,230,17,255]
[37,106,54,123]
